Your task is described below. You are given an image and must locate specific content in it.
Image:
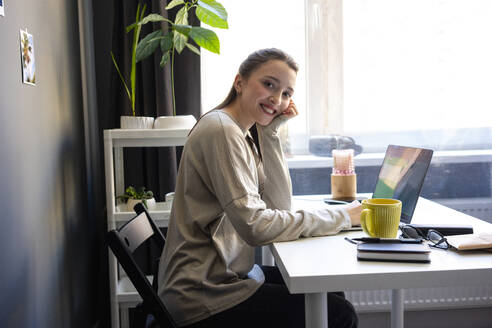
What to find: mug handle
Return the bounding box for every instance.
[360,208,375,236]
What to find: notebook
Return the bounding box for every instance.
[330,145,433,231]
[357,242,431,263]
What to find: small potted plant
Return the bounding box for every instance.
[116,186,157,211]
[111,3,155,129]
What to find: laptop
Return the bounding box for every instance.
[326,145,433,230]
[372,145,434,224]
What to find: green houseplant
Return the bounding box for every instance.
[111,3,155,129]
[135,0,228,116]
[116,186,156,211]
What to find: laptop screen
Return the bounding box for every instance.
[372,145,433,224]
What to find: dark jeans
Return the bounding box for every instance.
[184,266,358,328]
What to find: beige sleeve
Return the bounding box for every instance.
[224,197,351,246]
[256,119,292,211]
[199,114,351,247]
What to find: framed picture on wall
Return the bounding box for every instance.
[0,0,5,17]
[20,29,36,85]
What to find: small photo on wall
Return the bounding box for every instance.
[0,0,5,17]
[20,29,36,85]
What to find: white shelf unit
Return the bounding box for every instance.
[104,128,191,328]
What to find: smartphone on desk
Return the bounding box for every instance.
[324,199,350,205]
[324,197,367,205]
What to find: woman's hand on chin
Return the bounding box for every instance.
[264,100,298,130]
[281,99,298,120]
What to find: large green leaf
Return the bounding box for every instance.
[189,26,220,54]
[173,24,192,35]
[196,0,228,29]
[139,13,171,26]
[173,24,192,53]
[160,33,173,53]
[173,33,187,54]
[160,52,171,67]
[175,6,188,25]
[165,0,184,10]
[136,30,162,62]
[186,42,201,56]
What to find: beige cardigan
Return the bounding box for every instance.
[158,110,351,326]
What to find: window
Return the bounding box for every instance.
[307,0,492,153]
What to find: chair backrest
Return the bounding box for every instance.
[107,203,177,327]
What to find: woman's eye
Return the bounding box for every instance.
[263,81,274,89]
[282,92,292,98]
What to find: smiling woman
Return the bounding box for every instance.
[157,49,360,327]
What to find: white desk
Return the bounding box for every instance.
[270,196,492,328]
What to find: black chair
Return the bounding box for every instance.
[107,203,177,327]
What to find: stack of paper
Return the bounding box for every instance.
[357,242,431,263]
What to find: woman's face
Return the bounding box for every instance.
[236,59,297,127]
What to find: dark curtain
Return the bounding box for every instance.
[92,1,201,326]
[94,0,201,202]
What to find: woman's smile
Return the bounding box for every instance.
[259,103,277,116]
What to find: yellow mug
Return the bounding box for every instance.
[360,199,402,238]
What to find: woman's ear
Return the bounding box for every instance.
[234,74,243,94]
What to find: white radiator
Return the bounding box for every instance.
[347,286,492,312]
[347,197,492,312]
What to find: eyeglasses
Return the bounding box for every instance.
[400,224,449,250]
